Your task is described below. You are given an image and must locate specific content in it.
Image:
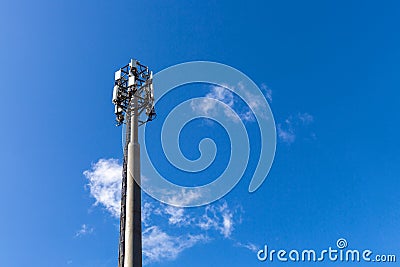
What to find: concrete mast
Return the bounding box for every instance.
[112,59,155,267]
[125,95,142,267]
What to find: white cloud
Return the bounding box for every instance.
[191,85,239,122]
[75,224,94,237]
[277,122,296,144]
[297,112,314,124]
[222,212,233,238]
[277,113,315,144]
[197,201,235,238]
[151,200,237,239]
[261,83,273,103]
[84,158,248,264]
[190,83,270,123]
[83,158,122,217]
[237,82,269,120]
[141,200,239,263]
[164,188,203,207]
[143,226,208,264]
[235,241,259,253]
[142,201,154,227]
[164,206,192,226]
[190,84,314,146]
[209,85,235,107]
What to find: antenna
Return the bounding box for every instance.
[113,59,155,126]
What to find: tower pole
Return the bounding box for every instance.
[113,59,155,267]
[125,95,142,267]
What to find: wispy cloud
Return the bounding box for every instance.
[190,83,269,123]
[164,188,203,207]
[142,201,154,227]
[277,112,315,144]
[83,159,246,264]
[261,83,272,103]
[163,206,192,226]
[196,201,236,238]
[143,226,208,264]
[75,224,94,237]
[191,85,239,122]
[142,199,240,263]
[277,120,296,144]
[297,112,314,124]
[235,241,259,253]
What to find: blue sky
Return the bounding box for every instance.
[1,0,399,266]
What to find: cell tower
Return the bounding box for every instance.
[112,59,156,267]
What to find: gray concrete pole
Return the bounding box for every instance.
[124,95,142,267]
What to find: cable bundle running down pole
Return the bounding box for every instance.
[118,111,131,267]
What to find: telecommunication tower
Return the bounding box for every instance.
[112,59,156,267]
